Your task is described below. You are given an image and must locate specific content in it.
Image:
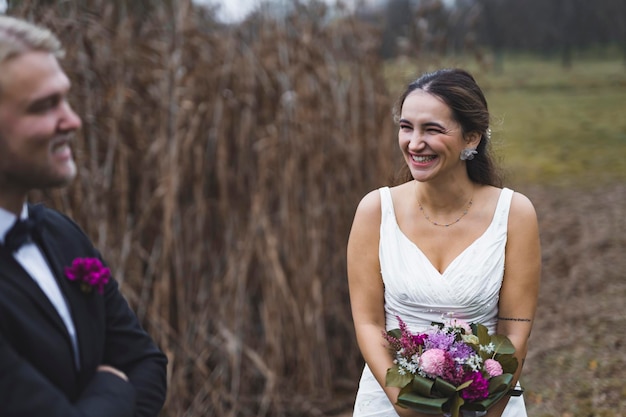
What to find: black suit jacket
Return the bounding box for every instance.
[0,204,167,417]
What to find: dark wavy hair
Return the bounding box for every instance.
[393,68,502,187]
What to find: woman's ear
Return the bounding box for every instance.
[465,131,482,148]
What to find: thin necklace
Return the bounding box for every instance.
[416,191,473,228]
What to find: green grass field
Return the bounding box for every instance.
[385,55,626,187]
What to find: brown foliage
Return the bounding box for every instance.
[13,0,396,415]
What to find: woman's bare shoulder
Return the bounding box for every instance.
[480,186,537,219]
[352,188,383,228]
[509,190,538,222]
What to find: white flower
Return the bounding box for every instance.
[397,356,419,374]
[480,342,496,354]
[465,354,484,372]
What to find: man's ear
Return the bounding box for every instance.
[465,131,482,148]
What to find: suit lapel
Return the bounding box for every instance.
[0,247,70,338]
[33,205,99,375]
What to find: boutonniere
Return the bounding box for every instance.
[64,257,110,294]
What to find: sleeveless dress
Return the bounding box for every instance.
[353,187,527,417]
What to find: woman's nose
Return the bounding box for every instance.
[408,132,426,150]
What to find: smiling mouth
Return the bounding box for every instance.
[49,135,75,159]
[52,141,68,151]
[411,155,436,163]
[51,134,74,150]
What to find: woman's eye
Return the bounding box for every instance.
[400,124,412,131]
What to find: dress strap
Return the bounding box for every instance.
[378,186,395,222]
[491,187,514,232]
[378,186,514,232]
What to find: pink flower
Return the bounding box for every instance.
[412,333,428,346]
[449,319,472,335]
[65,257,110,294]
[484,359,503,377]
[419,348,447,377]
[383,316,427,358]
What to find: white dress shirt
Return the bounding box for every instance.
[0,204,80,368]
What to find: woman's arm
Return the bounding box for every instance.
[347,190,428,417]
[486,192,541,417]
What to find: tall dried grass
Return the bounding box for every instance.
[13,0,396,415]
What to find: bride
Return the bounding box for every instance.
[346,68,541,417]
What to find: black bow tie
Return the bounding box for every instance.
[3,206,43,253]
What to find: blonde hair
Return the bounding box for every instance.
[0,15,64,64]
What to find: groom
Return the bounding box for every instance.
[0,15,167,417]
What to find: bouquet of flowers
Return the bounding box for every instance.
[384,316,520,417]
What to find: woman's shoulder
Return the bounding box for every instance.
[357,182,412,223]
[508,189,538,220]
[349,189,384,244]
[480,186,536,214]
[354,188,383,219]
[352,183,409,226]
[498,188,539,236]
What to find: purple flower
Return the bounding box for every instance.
[460,371,490,401]
[448,341,475,362]
[424,331,456,351]
[65,257,110,294]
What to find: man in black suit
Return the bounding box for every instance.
[0,15,167,417]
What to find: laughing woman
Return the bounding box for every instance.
[347,68,541,417]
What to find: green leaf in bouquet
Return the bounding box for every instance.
[496,354,519,375]
[447,393,465,417]
[387,328,403,339]
[386,364,413,388]
[491,334,516,355]
[455,380,473,391]
[407,374,464,398]
[488,373,514,394]
[409,374,436,397]
[397,379,476,416]
[461,393,502,413]
[397,390,450,415]
[432,377,458,397]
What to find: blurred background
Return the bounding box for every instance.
[3,0,625,416]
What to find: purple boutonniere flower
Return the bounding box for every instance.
[64,257,110,294]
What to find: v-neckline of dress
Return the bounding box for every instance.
[389,188,506,276]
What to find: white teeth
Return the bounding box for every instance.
[412,155,435,162]
[51,142,72,156]
[52,143,68,153]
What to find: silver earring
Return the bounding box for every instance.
[460,148,478,161]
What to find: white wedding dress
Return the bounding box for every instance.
[353,187,527,417]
